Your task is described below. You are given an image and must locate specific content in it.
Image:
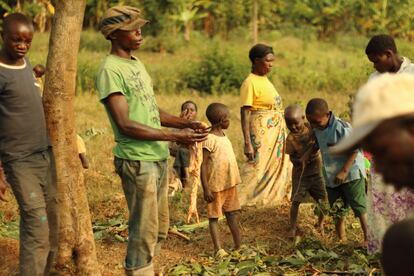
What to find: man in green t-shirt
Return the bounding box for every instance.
[96,6,208,276]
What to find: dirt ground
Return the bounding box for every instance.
[0,200,367,276]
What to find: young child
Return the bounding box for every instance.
[365,34,414,80]
[32,63,45,95]
[172,100,199,187]
[284,105,327,238]
[305,98,368,243]
[32,64,89,169]
[169,100,202,223]
[201,103,241,257]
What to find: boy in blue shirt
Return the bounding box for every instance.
[306,98,367,243]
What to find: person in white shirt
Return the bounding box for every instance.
[366,34,414,81]
[362,34,414,254]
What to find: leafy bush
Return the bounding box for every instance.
[183,46,249,94]
[140,33,185,54]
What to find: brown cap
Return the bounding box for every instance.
[99,6,148,38]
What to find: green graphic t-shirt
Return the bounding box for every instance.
[96,54,169,161]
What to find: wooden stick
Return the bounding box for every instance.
[168,229,191,241]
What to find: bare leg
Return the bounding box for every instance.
[225,211,241,250]
[358,213,368,243]
[335,217,346,241]
[289,201,300,238]
[209,218,221,252]
[316,214,325,229]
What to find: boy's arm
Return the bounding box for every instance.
[335,151,358,184]
[299,141,319,165]
[200,149,214,202]
[334,122,358,184]
[104,93,207,143]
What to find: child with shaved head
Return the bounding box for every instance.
[201,103,241,257]
[284,105,327,238]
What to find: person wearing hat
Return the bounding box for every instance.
[332,73,414,253]
[95,6,208,276]
[358,35,414,255]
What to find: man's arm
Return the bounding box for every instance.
[159,108,207,130]
[104,93,207,143]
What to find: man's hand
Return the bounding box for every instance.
[0,178,8,202]
[204,189,214,203]
[335,169,348,185]
[244,142,255,161]
[188,121,209,132]
[175,128,208,144]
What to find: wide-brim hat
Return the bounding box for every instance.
[331,73,414,154]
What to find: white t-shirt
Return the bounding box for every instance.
[368,57,414,81]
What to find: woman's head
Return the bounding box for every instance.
[249,43,274,76]
[180,100,197,120]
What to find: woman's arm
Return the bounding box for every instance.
[241,106,255,161]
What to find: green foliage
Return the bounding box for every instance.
[167,240,380,275]
[0,213,19,240]
[184,46,249,94]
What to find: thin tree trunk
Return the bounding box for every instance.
[43,1,101,275]
[184,22,191,41]
[252,0,258,44]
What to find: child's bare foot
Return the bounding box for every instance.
[315,222,325,235]
[215,248,229,259]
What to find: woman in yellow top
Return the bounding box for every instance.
[238,44,291,206]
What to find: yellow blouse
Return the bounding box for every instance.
[240,73,282,110]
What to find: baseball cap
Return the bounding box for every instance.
[99,6,148,38]
[331,73,414,153]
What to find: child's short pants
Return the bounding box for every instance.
[207,186,240,218]
[291,172,327,203]
[326,177,367,217]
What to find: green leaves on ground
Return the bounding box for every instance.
[0,217,19,240]
[92,216,128,242]
[168,238,380,275]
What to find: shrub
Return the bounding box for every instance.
[183,46,249,94]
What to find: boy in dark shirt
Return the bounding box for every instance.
[0,13,58,275]
[285,105,327,237]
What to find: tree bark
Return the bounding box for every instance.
[43,1,101,275]
[252,0,258,44]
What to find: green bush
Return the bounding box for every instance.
[183,46,249,94]
[140,33,184,54]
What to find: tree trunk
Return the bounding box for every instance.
[184,22,191,42]
[42,1,101,275]
[252,0,258,44]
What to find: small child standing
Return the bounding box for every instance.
[201,103,241,257]
[169,100,203,223]
[284,105,327,238]
[306,98,368,243]
[33,63,46,95]
[32,64,89,169]
[172,101,199,187]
